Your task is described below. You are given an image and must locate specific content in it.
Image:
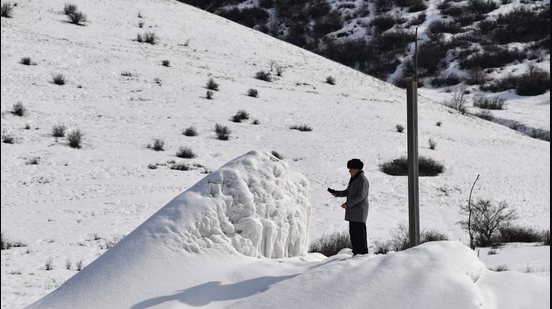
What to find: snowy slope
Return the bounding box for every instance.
[0,0,550,308]
[26,150,316,308]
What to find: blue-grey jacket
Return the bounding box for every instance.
[336,171,370,223]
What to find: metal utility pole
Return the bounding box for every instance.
[407,27,420,247]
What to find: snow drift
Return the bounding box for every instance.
[27,150,312,308]
[227,241,550,309]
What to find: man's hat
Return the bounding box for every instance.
[347,158,363,170]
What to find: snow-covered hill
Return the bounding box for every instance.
[180,0,550,86]
[1,0,549,307]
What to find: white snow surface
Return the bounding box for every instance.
[27,150,314,308]
[227,242,549,309]
[1,0,550,308]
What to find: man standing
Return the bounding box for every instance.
[328,159,370,256]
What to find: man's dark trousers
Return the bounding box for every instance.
[349,221,368,255]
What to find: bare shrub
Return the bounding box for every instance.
[218,7,269,28]
[147,163,157,170]
[75,259,84,271]
[121,71,134,77]
[170,163,190,171]
[52,124,66,137]
[479,73,519,93]
[206,78,219,91]
[176,147,197,159]
[255,71,272,82]
[415,39,449,77]
[494,7,548,44]
[182,126,198,137]
[516,65,550,96]
[428,20,464,34]
[458,199,517,247]
[66,129,82,148]
[528,128,550,141]
[382,223,449,252]
[428,138,437,150]
[1,233,7,250]
[373,241,391,254]
[11,101,26,116]
[421,230,449,242]
[467,0,498,15]
[474,110,493,121]
[436,121,442,127]
[1,233,26,250]
[408,0,427,12]
[395,124,404,133]
[371,13,404,32]
[20,57,35,65]
[215,124,231,140]
[65,259,72,270]
[67,11,87,25]
[52,73,66,85]
[492,265,509,272]
[143,32,158,44]
[473,95,506,110]
[63,3,77,15]
[312,11,343,38]
[387,223,411,252]
[380,156,445,176]
[25,157,39,165]
[290,124,313,132]
[409,12,426,26]
[276,65,284,77]
[497,225,545,243]
[487,249,498,255]
[374,0,394,14]
[431,73,461,87]
[308,231,351,257]
[252,119,260,125]
[271,151,284,160]
[150,139,164,151]
[1,135,14,144]
[445,87,468,114]
[206,90,214,100]
[466,67,487,85]
[162,60,170,67]
[326,76,336,85]
[101,234,123,250]
[136,32,158,44]
[247,89,259,97]
[232,110,249,123]
[459,46,526,71]
[45,257,54,270]
[1,2,14,18]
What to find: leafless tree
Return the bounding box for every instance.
[459,198,517,247]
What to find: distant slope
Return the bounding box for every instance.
[177,0,550,92]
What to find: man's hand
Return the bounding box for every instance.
[341,203,348,209]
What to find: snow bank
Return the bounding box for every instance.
[135,149,312,258]
[226,241,550,309]
[27,150,311,309]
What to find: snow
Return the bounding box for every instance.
[226,242,549,309]
[1,0,550,308]
[25,150,313,308]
